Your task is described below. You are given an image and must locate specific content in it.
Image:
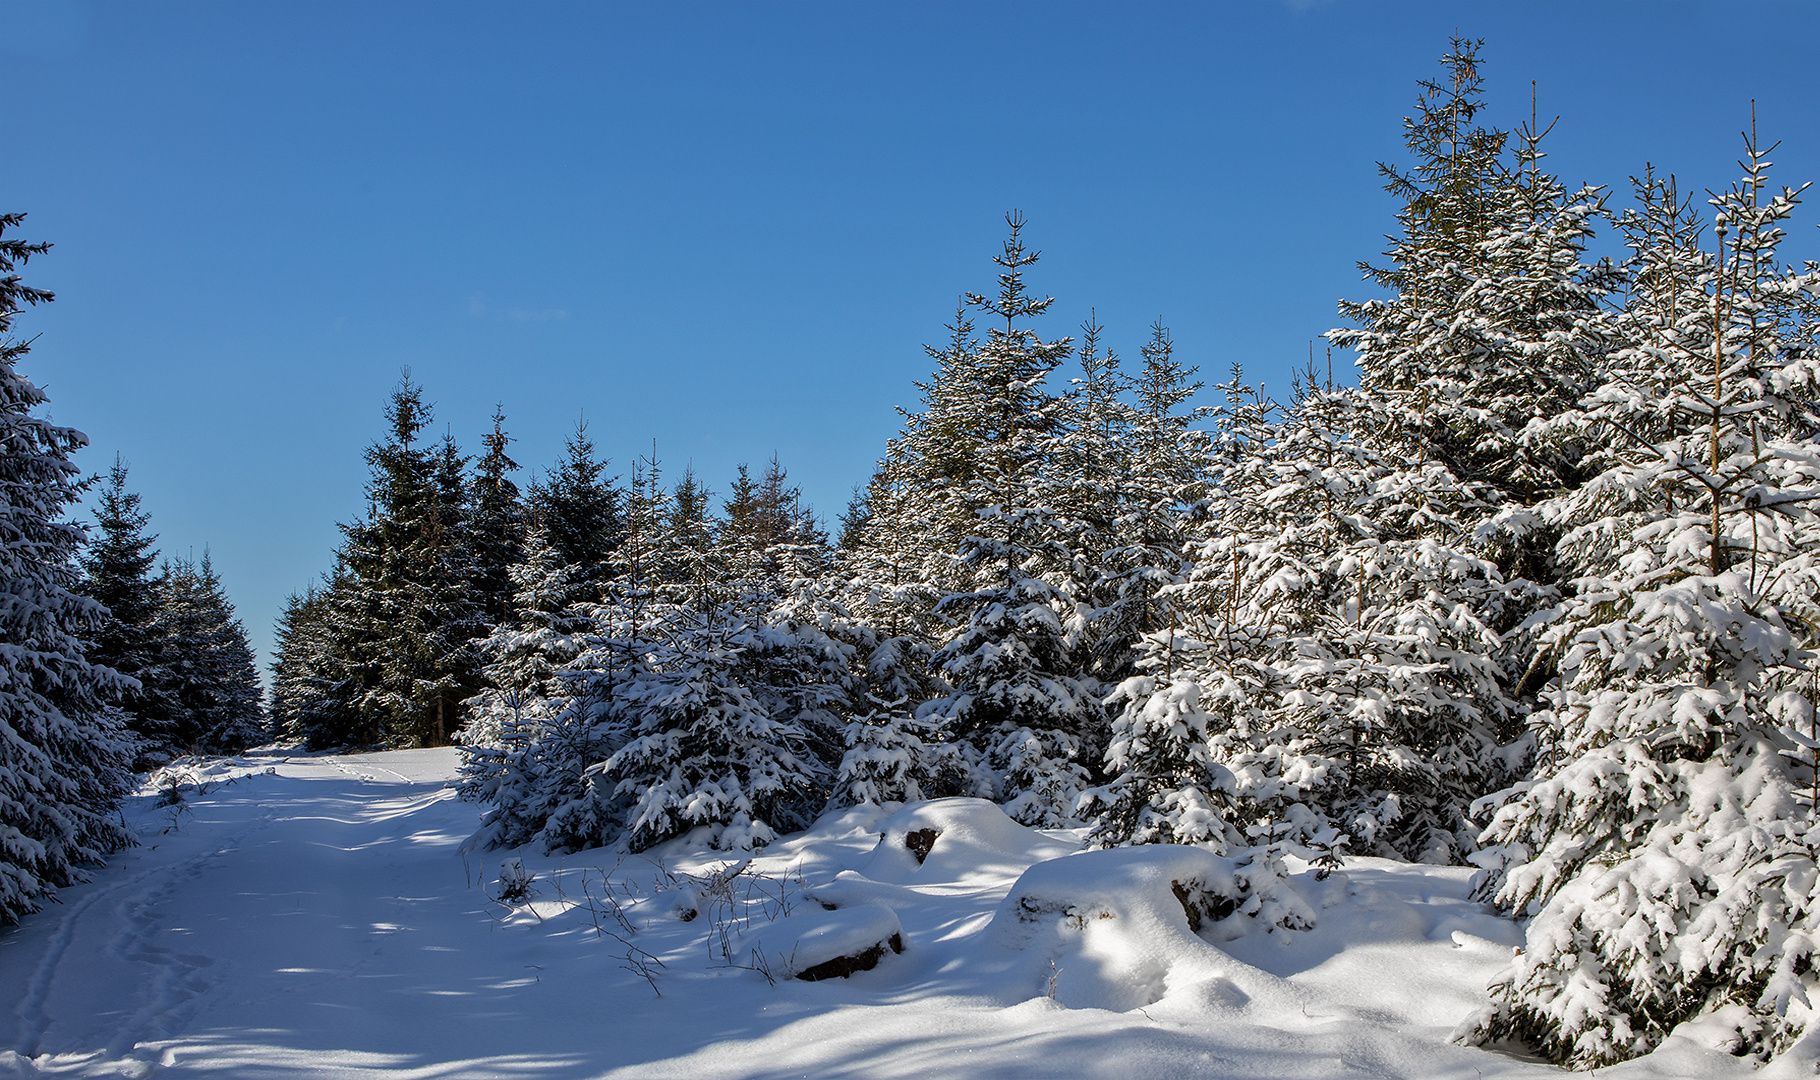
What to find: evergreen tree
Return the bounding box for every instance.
[142,553,267,751]
[532,418,621,577]
[459,424,618,747]
[271,579,365,749]
[77,456,165,760]
[849,302,988,621]
[1464,130,1820,1068]
[1330,37,1618,508]
[459,440,641,847]
[666,465,720,610]
[595,595,846,853]
[467,406,526,632]
[1087,369,1523,861]
[0,213,133,924]
[834,456,953,807]
[337,375,482,746]
[918,213,1100,826]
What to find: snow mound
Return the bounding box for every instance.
[997,844,1315,942]
[858,798,1074,884]
[987,845,1315,1012]
[735,903,905,981]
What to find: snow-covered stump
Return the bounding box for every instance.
[735,903,905,982]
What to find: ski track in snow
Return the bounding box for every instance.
[12,793,278,1068]
[101,804,277,1061]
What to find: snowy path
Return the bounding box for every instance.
[0,750,1750,1079]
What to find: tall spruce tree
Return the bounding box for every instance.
[1330,37,1618,509]
[459,421,617,747]
[338,375,481,746]
[467,406,526,632]
[0,213,133,923]
[271,578,365,749]
[919,213,1101,826]
[78,456,165,760]
[1464,129,1820,1068]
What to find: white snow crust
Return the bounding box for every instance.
[0,748,1770,1079]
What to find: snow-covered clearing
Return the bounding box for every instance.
[0,749,1755,1079]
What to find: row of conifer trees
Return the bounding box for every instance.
[81,460,267,766]
[267,40,1820,1067]
[0,217,265,925]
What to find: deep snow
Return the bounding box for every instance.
[0,749,1760,1078]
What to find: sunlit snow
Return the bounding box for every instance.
[0,749,1759,1079]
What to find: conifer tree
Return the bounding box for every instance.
[1464,128,1820,1068]
[460,443,644,848]
[467,406,526,631]
[919,213,1100,825]
[853,303,987,617]
[78,456,165,760]
[0,213,133,923]
[143,553,267,751]
[1330,37,1618,508]
[338,376,481,745]
[459,422,617,747]
[833,454,951,806]
[271,580,364,748]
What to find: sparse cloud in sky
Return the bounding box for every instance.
[467,295,570,324]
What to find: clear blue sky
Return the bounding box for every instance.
[6,0,1819,677]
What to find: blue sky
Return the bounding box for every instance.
[6,0,1819,676]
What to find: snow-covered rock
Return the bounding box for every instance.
[857,798,1075,884]
[734,903,904,981]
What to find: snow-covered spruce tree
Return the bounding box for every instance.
[834,296,1050,805]
[1081,376,1279,851]
[77,456,166,762]
[1328,45,1618,709]
[1240,384,1518,862]
[142,553,267,751]
[337,376,484,746]
[457,423,623,850]
[1078,318,1214,690]
[457,421,616,748]
[505,451,672,852]
[1087,372,1523,861]
[919,213,1102,827]
[718,456,823,594]
[0,213,133,924]
[582,455,850,853]
[1463,133,1820,1068]
[1330,38,1618,511]
[462,448,744,856]
[833,453,953,805]
[1083,653,1252,851]
[852,302,991,622]
[465,406,526,634]
[595,604,834,852]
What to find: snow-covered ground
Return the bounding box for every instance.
[0,749,1754,1079]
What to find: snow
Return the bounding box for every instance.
[734,904,902,980]
[0,748,1765,1079]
